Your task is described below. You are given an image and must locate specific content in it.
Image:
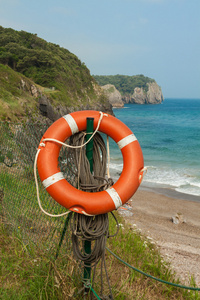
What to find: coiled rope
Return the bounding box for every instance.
[71,212,118,266]
[66,132,114,192]
[68,130,118,300]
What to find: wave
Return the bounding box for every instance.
[109,162,123,172]
[175,186,200,196]
[108,162,200,196]
[143,166,200,196]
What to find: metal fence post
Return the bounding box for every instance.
[83,117,94,287]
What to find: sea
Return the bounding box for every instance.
[107,98,200,200]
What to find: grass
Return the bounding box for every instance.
[1,210,200,299]
[1,165,200,299]
[0,222,76,299]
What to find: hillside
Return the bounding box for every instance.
[94,74,164,104]
[0,64,38,121]
[0,26,111,121]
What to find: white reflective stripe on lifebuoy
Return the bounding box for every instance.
[106,187,122,209]
[42,172,65,189]
[62,114,79,135]
[117,133,137,150]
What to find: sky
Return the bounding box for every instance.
[0,0,200,99]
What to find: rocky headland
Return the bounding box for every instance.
[123,82,164,105]
[102,81,164,107]
[95,75,164,108]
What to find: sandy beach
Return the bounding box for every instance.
[120,188,200,287]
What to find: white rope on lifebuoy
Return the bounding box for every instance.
[40,111,107,149]
[34,149,71,217]
[34,112,107,217]
[106,135,110,179]
[139,167,148,182]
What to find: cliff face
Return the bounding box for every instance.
[123,82,164,104]
[94,75,164,106]
[147,82,164,104]
[0,64,113,122]
[102,81,163,108]
[101,84,124,108]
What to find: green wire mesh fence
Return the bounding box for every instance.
[0,121,77,257]
[0,121,115,298]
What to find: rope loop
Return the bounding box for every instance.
[34,111,106,218]
[39,142,46,147]
[141,167,148,176]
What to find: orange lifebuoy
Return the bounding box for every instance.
[37,110,144,215]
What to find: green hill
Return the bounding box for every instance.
[0,63,39,121]
[0,26,111,121]
[94,74,155,95]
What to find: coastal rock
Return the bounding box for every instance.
[101,84,124,108]
[172,213,186,224]
[20,78,40,98]
[30,84,39,97]
[123,82,164,104]
[146,82,164,104]
[131,87,146,104]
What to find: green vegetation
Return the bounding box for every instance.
[0,222,79,299]
[1,213,199,299]
[0,64,38,120]
[0,26,92,91]
[94,74,155,95]
[0,26,109,121]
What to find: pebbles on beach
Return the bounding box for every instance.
[121,189,200,286]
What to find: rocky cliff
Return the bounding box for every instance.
[94,74,164,106]
[123,82,164,104]
[103,81,163,107]
[101,84,124,108]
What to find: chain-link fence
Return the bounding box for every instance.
[0,121,78,258]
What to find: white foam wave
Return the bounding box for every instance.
[143,166,200,196]
[190,181,200,188]
[107,161,200,196]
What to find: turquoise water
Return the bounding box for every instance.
[109,99,200,197]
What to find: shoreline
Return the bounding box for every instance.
[120,188,200,286]
[140,183,200,203]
